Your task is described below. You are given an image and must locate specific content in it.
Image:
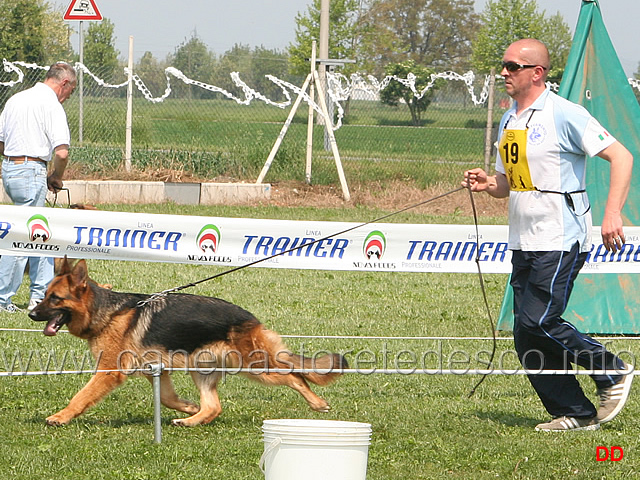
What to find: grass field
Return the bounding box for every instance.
[64,94,494,187]
[0,203,638,479]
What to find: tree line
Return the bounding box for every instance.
[289,0,573,125]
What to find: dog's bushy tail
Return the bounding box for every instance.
[235,326,347,385]
[284,352,348,386]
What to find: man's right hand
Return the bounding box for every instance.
[462,168,510,198]
[462,168,489,191]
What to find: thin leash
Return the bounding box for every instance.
[137,186,465,306]
[135,183,498,396]
[466,182,497,398]
[46,188,71,208]
[48,182,497,393]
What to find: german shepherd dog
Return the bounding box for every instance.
[28,258,346,426]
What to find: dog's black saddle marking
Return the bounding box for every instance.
[138,294,260,353]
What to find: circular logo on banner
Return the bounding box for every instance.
[363,230,386,260]
[27,214,51,242]
[197,224,221,253]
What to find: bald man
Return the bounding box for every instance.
[463,39,634,432]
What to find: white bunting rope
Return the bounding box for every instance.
[126,66,296,110]
[327,70,493,105]
[76,62,128,88]
[0,60,635,131]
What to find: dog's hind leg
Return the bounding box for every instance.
[171,371,223,426]
[249,371,331,413]
[237,328,333,413]
[145,373,199,415]
[278,373,331,413]
[46,371,128,426]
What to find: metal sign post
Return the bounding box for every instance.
[63,0,103,146]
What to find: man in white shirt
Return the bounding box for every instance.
[463,39,634,432]
[0,62,76,313]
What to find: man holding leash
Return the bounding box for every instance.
[463,39,633,431]
[0,62,76,313]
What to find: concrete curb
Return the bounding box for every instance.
[0,180,271,205]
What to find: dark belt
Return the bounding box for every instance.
[5,156,47,166]
[534,187,590,216]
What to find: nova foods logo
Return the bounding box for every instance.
[27,214,51,242]
[189,224,231,263]
[353,229,395,269]
[197,224,221,253]
[363,230,386,260]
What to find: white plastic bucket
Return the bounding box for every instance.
[260,419,372,480]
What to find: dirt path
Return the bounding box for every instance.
[66,164,507,218]
[266,180,508,218]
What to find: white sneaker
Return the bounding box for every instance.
[0,303,20,313]
[597,364,634,423]
[27,298,41,312]
[535,416,600,432]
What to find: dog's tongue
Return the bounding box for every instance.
[43,320,59,336]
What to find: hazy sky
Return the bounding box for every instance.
[57,0,639,75]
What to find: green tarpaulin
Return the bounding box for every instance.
[497,0,640,334]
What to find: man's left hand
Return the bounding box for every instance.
[47,174,64,193]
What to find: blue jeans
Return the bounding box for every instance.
[0,159,53,305]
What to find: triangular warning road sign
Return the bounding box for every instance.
[64,0,103,21]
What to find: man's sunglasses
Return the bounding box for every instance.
[501,61,547,72]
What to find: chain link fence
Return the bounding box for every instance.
[0,60,538,190]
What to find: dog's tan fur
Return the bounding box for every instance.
[29,258,346,426]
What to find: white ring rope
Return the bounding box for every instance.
[0,366,636,377]
[2,327,640,342]
[0,330,636,377]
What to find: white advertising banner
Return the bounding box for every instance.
[0,205,639,273]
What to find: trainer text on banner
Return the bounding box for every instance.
[0,205,639,273]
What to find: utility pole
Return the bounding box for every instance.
[319,0,331,149]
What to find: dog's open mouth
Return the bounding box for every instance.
[43,312,69,336]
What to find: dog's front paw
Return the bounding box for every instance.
[171,418,195,427]
[45,413,72,426]
[311,402,331,413]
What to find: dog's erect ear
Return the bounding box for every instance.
[70,259,89,285]
[58,255,72,275]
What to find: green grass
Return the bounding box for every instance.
[64,94,494,187]
[0,204,638,479]
[68,123,481,187]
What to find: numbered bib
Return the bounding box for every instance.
[498,129,534,191]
